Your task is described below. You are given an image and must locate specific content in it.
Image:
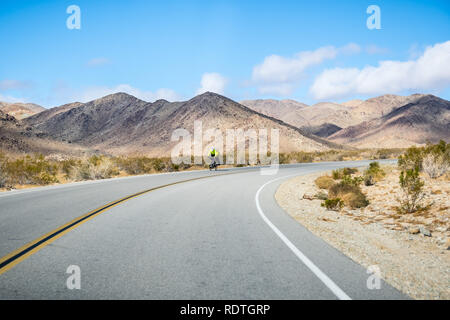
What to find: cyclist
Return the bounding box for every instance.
[209,147,219,167]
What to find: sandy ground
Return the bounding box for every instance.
[275,166,449,300]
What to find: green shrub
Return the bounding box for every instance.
[332,167,358,179]
[321,198,344,211]
[341,175,363,187]
[398,166,425,213]
[4,154,58,185]
[398,146,424,171]
[363,161,385,184]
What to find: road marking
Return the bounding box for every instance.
[255,174,352,300]
[0,171,246,276]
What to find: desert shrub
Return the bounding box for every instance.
[152,158,166,172]
[363,161,385,184]
[341,174,363,187]
[0,152,8,188]
[34,172,58,185]
[422,153,449,179]
[341,191,369,209]
[329,181,358,197]
[398,146,424,171]
[321,198,344,211]
[331,169,342,180]
[73,156,119,181]
[314,175,335,189]
[4,154,58,185]
[344,167,358,175]
[398,141,450,175]
[421,141,450,179]
[60,159,79,178]
[398,166,425,213]
[331,167,358,179]
[328,180,369,208]
[364,174,375,186]
[314,191,328,200]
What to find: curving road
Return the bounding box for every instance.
[0,161,407,299]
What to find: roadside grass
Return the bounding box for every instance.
[0,147,407,191]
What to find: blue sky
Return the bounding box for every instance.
[0,0,449,107]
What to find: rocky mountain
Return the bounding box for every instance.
[0,110,89,156]
[303,123,342,138]
[25,92,342,156]
[24,102,83,126]
[328,95,450,148]
[0,102,45,119]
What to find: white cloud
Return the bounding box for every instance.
[310,41,450,100]
[196,73,227,95]
[86,57,110,67]
[251,44,360,95]
[77,84,181,102]
[0,93,26,103]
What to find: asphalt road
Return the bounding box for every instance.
[0,161,407,299]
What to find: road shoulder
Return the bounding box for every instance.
[275,171,450,300]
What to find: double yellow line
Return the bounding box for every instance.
[0,171,241,275]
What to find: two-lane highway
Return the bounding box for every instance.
[0,161,407,299]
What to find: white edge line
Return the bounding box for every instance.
[255,174,352,300]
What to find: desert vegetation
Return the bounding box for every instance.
[315,166,370,210]
[0,153,202,190]
[278,148,404,164]
[396,140,450,213]
[0,146,436,191]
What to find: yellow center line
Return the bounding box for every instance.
[0,170,247,275]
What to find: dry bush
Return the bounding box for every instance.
[314,176,335,189]
[341,192,369,209]
[328,181,369,208]
[422,153,449,179]
[72,156,119,181]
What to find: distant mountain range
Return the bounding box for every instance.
[241,94,428,131]
[328,95,450,148]
[0,92,448,156]
[241,93,449,147]
[0,109,89,156]
[17,92,341,156]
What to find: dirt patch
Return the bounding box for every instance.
[275,166,449,300]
